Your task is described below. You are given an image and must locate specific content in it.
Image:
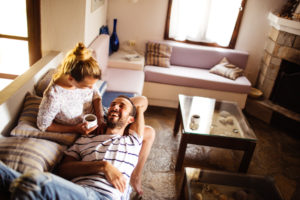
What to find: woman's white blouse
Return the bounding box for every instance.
[37,83,101,132]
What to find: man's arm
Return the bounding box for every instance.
[129,96,148,137]
[58,155,127,192]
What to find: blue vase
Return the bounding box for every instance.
[110,19,119,54]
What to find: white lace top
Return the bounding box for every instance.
[37,83,101,132]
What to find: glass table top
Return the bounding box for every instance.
[179,94,256,140]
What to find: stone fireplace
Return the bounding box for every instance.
[246,12,300,129]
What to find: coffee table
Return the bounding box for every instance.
[174,94,257,172]
[179,167,283,200]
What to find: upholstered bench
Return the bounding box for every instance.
[143,41,252,108]
[89,35,145,106]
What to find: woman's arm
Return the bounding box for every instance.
[93,97,104,127]
[46,121,97,135]
[58,155,126,192]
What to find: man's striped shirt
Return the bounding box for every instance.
[64,130,143,199]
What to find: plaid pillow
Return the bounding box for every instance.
[146,42,172,67]
[209,57,244,80]
[0,137,66,173]
[11,93,78,146]
[34,68,56,97]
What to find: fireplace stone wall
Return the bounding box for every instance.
[256,27,300,100]
[245,13,300,130]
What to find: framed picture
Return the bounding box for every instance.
[91,0,105,13]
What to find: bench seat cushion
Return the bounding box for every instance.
[103,68,145,95]
[144,65,251,93]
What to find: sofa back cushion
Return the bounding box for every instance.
[148,40,248,70]
[0,137,66,173]
[88,34,109,75]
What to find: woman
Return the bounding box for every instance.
[37,42,155,195]
[37,42,103,135]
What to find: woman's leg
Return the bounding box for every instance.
[130,126,155,195]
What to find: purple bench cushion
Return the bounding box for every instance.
[151,40,248,69]
[144,65,251,93]
[103,68,145,95]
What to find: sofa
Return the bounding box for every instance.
[88,34,145,107]
[143,41,252,109]
[0,34,140,198]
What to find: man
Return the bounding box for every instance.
[0,95,144,200]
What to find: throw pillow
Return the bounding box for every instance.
[145,42,172,67]
[95,80,107,97]
[11,93,78,146]
[0,137,66,173]
[34,68,56,97]
[18,93,42,125]
[11,123,78,146]
[209,57,244,80]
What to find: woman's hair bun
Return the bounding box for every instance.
[73,42,91,60]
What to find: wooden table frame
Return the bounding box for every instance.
[174,104,256,173]
[179,167,283,200]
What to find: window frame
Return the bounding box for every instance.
[0,0,41,79]
[164,0,247,49]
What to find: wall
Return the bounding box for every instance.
[84,0,108,46]
[107,0,168,53]
[41,0,107,56]
[107,0,287,85]
[235,0,287,84]
[41,0,85,56]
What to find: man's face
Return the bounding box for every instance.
[107,97,134,129]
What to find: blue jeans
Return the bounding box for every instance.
[0,162,112,200]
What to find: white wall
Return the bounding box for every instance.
[107,0,287,85]
[41,0,85,56]
[235,0,287,84]
[41,0,107,56]
[84,0,108,46]
[107,0,169,53]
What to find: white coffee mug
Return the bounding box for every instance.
[190,114,200,130]
[83,114,97,129]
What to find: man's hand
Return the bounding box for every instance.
[75,122,98,135]
[103,162,126,193]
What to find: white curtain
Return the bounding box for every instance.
[169,0,242,46]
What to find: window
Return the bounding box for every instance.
[0,0,41,89]
[164,0,247,48]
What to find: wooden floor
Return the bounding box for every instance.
[131,106,300,200]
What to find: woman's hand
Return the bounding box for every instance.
[103,162,126,193]
[96,122,107,135]
[75,122,98,135]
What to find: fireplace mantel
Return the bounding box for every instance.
[268,12,300,36]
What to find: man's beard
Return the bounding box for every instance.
[107,116,126,129]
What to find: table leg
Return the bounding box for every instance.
[239,141,256,173]
[176,134,187,171]
[173,104,181,136]
[178,169,187,200]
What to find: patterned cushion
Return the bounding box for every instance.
[18,93,42,125]
[0,137,66,173]
[95,80,107,97]
[209,57,244,80]
[34,68,56,97]
[11,93,78,146]
[145,42,172,67]
[11,123,78,146]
